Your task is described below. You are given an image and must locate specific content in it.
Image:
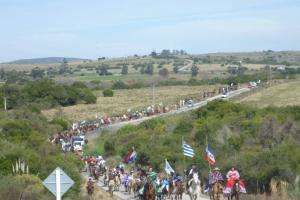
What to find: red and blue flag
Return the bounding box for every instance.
[205,145,216,165]
[123,147,137,164]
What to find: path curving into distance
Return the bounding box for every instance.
[82,87,251,199]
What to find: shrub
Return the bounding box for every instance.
[51,118,69,131]
[112,80,128,90]
[104,141,116,156]
[102,89,114,97]
[158,68,169,78]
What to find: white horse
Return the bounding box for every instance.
[187,173,202,200]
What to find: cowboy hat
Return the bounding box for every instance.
[213,167,220,171]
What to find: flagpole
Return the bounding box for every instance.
[206,135,212,173]
[182,136,186,176]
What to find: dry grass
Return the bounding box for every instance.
[42,85,221,121]
[239,80,300,107]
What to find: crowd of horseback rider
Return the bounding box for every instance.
[49,84,238,152]
[84,155,246,200]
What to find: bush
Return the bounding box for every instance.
[158,68,169,78]
[102,89,114,97]
[51,118,69,131]
[104,141,116,156]
[112,80,128,90]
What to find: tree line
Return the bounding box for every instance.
[0,79,96,110]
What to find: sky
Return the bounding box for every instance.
[0,0,300,62]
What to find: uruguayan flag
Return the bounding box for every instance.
[182,141,195,158]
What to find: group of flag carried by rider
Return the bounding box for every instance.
[119,139,247,197]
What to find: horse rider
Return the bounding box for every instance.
[147,167,157,182]
[205,167,224,192]
[223,167,246,195]
[188,164,199,178]
[187,164,199,188]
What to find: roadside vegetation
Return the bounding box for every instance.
[0,109,83,199]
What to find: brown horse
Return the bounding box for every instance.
[143,181,156,200]
[174,181,185,200]
[228,180,240,200]
[211,181,223,200]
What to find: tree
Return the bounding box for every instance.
[191,65,199,77]
[160,49,171,58]
[58,58,70,75]
[159,68,169,78]
[0,69,5,80]
[98,57,105,61]
[30,67,44,79]
[97,64,110,76]
[103,89,114,97]
[150,51,157,58]
[173,66,179,73]
[121,64,129,75]
[144,64,154,75]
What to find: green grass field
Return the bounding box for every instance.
[42,84,221,121]
[239,80,300,107]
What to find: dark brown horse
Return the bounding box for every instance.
[175,180,185,200]
[143,181,156,200]
[228,180,240,200]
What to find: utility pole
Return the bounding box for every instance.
[4,96,6,111]
[2,84,6,111]
[152,82,155,106]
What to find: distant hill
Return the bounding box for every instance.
[3,57,90,65]
[194,50,300,65]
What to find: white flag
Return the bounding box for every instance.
[165,159,175,175]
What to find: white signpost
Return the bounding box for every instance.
[43,167,74,200]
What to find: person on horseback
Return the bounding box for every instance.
[223,167,246,195]
[205,167,224,193]
[210,167,224,185]
[147,167,157,182]
[188,165,199,178]
[187,164,199,188]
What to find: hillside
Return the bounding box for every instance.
[3,57,89,65]
[194,50,300,65]
[239,80,300,107]
[86,101,300,197]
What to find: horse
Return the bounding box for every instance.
[107,172,116,197]
[86,181,94,198]
[228,180,240,200]
[167,180,175,200]
[143,180,156,200]
[187,173,201,200]
[211,181,223,200]
[114,172,121,191]
[174,180,185,200]
[132,177,144,198]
